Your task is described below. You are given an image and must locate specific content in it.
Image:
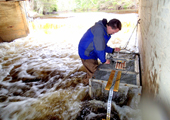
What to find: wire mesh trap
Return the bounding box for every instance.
[89,51,142,119]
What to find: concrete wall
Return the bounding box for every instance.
[138,0,170,114]
[0,1,29,42]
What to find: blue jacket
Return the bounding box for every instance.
[78,19,114,63]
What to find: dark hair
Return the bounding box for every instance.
[107,19,122,30]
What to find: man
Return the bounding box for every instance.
[78,18,121,85]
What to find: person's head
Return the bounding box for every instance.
[106,19,122,35]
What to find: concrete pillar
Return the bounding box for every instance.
[138,0,170,115]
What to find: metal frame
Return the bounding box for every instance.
[89,52,142,99]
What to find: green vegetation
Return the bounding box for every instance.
[32,0,58,14]
[31,0,138,14]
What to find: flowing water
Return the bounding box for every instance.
[0,12,141,120]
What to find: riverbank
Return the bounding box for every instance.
[31,9,138,19]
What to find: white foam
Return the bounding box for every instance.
[0,98,36,120]
[0,88,8,95]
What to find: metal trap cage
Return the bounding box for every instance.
[89,51,142,109]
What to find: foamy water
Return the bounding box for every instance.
[0,12,141,120]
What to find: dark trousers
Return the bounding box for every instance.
[81,59,98,84]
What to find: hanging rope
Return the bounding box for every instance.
[123,19,141,50]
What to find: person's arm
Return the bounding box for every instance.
[105,46,114,53]
[106,46,120,53]
[105,47,120,64]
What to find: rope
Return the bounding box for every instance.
[123,19,141,50]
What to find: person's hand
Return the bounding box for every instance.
[114,48,120,52]
[105,59,110,64]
